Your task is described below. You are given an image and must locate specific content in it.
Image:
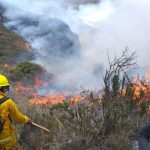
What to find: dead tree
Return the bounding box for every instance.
[103,49,137,96]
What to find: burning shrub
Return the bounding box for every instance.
[2,49,150,150]
[6,61,43,85]
[14,91,149,150]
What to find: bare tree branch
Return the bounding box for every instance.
[103,49,137,94]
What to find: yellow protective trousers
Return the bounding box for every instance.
[0,135,19,150]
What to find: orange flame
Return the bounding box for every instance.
[14,74,83,106]
[132,76,145,99]
[29,94,83,106]
[29,94,65,106]
[70,95,83,105]
[121,75,147,99]
[143,67,150,99]
[4,64,10,68]
[24,42,32,52]
[35,75,42,88]
[14,83,35,96]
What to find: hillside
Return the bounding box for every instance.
[1,23,150,150]
[0,25,33,65]
[0,24,54,87]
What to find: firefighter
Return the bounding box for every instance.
[0,74,32,150]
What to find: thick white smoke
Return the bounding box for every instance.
[0,0,150,92]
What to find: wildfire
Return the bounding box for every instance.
[70,95,83,105]
[4,64,10,68]
[144,67,150,99]
[34,75,43,88]
[14,74,83,106]
[132,76,145,99]
[28,94,83,106]
[14,83,35,96]
[29,94,65,106]
[24,42,32,52]
[122,71,150,100]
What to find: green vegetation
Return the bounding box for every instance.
[0,25,42,85]
[6,61,43,84]
[0,25,33,65]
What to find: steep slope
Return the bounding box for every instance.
[0,25,33,65]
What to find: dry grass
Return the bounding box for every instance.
[8,92,150,150]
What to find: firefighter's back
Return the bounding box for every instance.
[0,93,19,150]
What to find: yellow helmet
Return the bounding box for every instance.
[0,74,10,87]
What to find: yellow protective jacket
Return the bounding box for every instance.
[0,92,29,142]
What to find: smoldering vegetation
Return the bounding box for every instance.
[11,50,150,150]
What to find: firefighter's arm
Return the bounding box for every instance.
[8,99,30,124]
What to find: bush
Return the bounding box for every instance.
[6,61,43,84]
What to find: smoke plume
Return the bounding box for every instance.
[0,0,150,92]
